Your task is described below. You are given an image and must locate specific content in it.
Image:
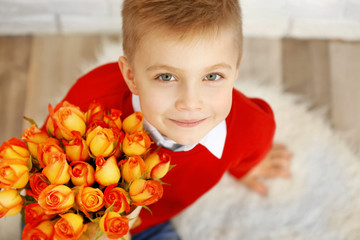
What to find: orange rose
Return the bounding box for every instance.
[129,179,163,206]
[122,111,143,134]
[122,131,151,156]
[0,159,29,189]
[104,184,130,214]
[26,172,49,200]
[63,131,90,162]
[76,186,105,217]
[24,203,52,226]
[0,189,23,218]
[21,125,49,158]
[94,156,121,186]
[47,101,86,140]
[144,152,171,179]
[86,126,118,158]
[22,220,54,240]
[42,152,71,185]
[99,211,129,239]
[0,138,29,164]
[120,156,146,183]
[54,213,86,240]
[37,138,64,168]
[104,109,122,130]
[38,185,74,215]
[45,105,62,139]
[70,162,95,187]
[85,102,105,125]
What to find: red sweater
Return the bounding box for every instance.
[57,62,276,234]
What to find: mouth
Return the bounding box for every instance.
[169,118,207,128]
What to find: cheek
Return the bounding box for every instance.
[210,91,233,118]
[139,91,170,125]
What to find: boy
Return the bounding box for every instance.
[59,0,291,239]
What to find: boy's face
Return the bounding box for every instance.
[119,28,240,145]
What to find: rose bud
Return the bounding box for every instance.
[86,126,117,158]
[46,110,62,139]
[70,162,95,187]
[94,156,121,186]
[85,102,105,125]
[122,131,151,156]
[122,111,143,134]
[37,138,64,168]
[22,220,54,240]
[54,213,86,240]
[0,138,29,164]
[24,203,52,226]
[104,184,130,214]
[76,186,105,217]
[120,156,146,183]
[26,172,49,200]
[0,159,29,189]
[21,125,49,158]
[129,179,163,206]
[47,101,86,141]
[104,109,122,130]
[38,185,74,215]
[42,152,71,185]
[99,211,129,239]
[85,119,109,136]
[0,189,23,218]
[63,131,89,162]
[144,152,171,179]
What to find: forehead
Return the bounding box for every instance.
[133,27,240,69]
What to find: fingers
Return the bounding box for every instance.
[270,150,293,160]
[270,143,293,159]
[241,176,268,196]
[262,143,292,178]
[262,165,291,178]
[272,143,287,150]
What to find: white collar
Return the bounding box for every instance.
[132,94,226,159]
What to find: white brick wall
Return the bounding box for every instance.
[0,0,359,39]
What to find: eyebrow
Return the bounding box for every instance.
[146,63,233,73]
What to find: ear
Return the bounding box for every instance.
[118,56,139,95]
[235,68,239,80]
[235,55,243,80]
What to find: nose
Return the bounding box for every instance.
[175,83,203,111]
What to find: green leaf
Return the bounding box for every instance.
[95,227,104,240]
[23,116,38,128]
[142,205,153,215]
[105,201,116,214]
[88,216,101,224]
[168,164,176,171]
[153,178,170,186]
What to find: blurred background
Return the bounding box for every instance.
[0,0,360,239]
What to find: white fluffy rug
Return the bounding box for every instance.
[85,40,360,240]
[173,80,360,240]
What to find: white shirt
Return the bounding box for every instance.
[132,94,227,159]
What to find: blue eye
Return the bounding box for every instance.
[158,73,175,81]
[205,73,221,81]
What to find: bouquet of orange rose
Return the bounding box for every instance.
[0,101,172,240]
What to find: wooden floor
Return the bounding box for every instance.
[0,35,360,154]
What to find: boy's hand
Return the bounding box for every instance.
[240,143,292,196]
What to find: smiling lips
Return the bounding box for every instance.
[169,118,207,128]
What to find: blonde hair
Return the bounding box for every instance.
[122,0,243,65]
